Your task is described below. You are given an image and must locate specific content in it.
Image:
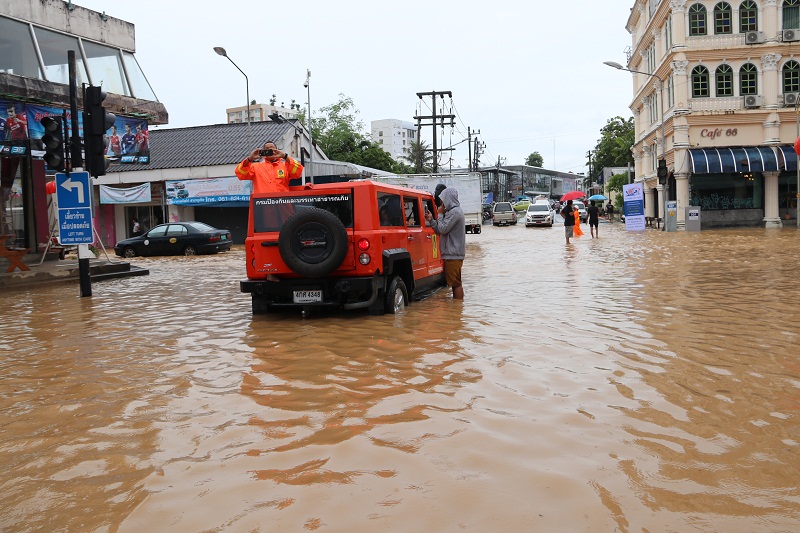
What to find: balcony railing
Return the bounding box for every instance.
[686,34,746,50]
[688,96,743,112]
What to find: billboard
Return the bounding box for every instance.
[622,182,646,231]
[0,99,149,164]
[166,177,252,206]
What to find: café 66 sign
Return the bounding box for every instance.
[700,128,738,139]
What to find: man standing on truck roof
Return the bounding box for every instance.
[236,141,304,193]
[425,187,466,300]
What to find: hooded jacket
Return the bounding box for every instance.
[430,187,465,260]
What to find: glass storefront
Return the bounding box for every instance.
[0,158,25,248]
[778,171,799,220]
[690,172,763,210]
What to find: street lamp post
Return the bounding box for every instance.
[304,69,313,185]
[214,47,251,152]
[604,61,668,224]
[796,98,800,228]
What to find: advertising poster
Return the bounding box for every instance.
[110,117,150,164]
[622,182,646,231]
[166,177,252,206]
[1,98,150,164]
[25,103,82,142]
[1,100,29,142]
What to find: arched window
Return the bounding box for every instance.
[692,66,710,97]
[740,63,758,95]
[783,60,800,92]
[715,2,733,34]
[740,1,758,32]
[716,65,733,96]
[784,0,800,30]
[690,4,708,35]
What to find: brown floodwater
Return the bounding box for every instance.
[1,221,799,532]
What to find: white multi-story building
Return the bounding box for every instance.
[371,119,418,162]
[621,0,800,228]
[225,103,299,125]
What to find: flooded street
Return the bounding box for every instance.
[2,221,799,532]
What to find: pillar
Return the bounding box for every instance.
[763,171,783,227]
[644,187,655,218]
[674,172,690,226]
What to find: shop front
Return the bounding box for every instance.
[687,146,797,228]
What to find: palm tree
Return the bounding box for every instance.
[401,140,434,173]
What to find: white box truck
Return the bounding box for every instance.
[373,173,483,234]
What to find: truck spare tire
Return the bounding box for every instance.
[278,208,349,278]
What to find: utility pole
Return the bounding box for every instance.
[414,91,455,173]
[467,127,481,172]
[473,138,485,172]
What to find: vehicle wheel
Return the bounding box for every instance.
[279,208,348,278]
[384,276,408,314]
[183,245,197,256]
[474,225,481,234]
[252,294,270,314]
[123,247,136,258]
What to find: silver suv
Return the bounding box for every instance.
[491,202,517,226]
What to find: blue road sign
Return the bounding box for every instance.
[56,172,91,209]
[56,172,93,245]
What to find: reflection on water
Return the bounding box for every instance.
[1,225,799,532]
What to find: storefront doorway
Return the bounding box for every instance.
[124,205,164,238]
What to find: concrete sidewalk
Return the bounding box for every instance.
[1,253,149,292]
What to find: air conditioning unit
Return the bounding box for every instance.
[782,29,800,42]
[784,92,800,106]
[744,95,762,108]
[745,31,765,44]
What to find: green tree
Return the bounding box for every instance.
[591,116,635,171]
[525,151,544,167]
[401,139,434,173]
[606,172,631,208]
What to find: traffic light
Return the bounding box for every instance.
[657,158,668,184]
[40,116,65,172]
[83,85,116,177]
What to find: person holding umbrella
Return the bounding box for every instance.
[560,200,575,245]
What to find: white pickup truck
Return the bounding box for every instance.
[373,173,484,234]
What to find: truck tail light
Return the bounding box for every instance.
[357,238,370,251]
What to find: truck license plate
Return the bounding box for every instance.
[293,290,322,303]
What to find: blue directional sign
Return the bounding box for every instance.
[56,172,94,245]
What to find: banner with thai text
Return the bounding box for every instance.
[623,182,646,231]
[166,177,252,206]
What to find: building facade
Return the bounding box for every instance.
[225,103,300,125]
[1,0,167,255]
[371,119,418,162]
[475,165,584,204]
[623,0,799,228]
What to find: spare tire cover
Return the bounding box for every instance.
[278,208,349,278]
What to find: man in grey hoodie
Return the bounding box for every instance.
[424,187,466,299]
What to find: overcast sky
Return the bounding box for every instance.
[73,0,636,174]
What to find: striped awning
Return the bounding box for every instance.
[776,145,797,171]
[688,146,778,173]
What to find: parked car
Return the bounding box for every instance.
[492,202,517,226]
[240,180,447,315]
[512,198,531,212]
[525,203,554,227]
[114,222,232,258]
